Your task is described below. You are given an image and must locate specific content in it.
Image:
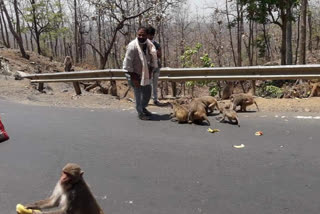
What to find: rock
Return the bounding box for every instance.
[14,72,23,80]
[305,108,311,112]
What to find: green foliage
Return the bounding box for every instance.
[185,81,195,88]
[23,0,67,49]
[180,43,202,68]
[209,86,219,97]
[200,54,215,67]
[180,45,217,95]
[257,82,283,98]
[255,33,270,58]
[240,0,300,25]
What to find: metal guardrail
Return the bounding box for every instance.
[18,64,320,83]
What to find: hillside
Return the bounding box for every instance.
[0,48,320,113]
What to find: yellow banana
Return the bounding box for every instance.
[16,204,40,214]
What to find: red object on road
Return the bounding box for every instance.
[0,117,9,143]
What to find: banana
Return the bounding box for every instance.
[16,204,40,214]
[233,144,245,149]
[207,128,220,133]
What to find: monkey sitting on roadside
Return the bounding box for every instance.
[221,81,234,100]
[169,101,189,123]
[309,82,320,98]
[230,93,259,112]
[188,99,210,125]
[24,163,104,214]
[218,103,240,127]
[64,56,73,72]
[196,96,220,114]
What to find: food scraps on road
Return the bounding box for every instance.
[255,131,263,136]
[207,128,220,133]
[16,204,40,214]
[233,144,245,149]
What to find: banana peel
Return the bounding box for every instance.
[233,144,245,149]
[207,128,220,133]
[255,131,263,136]
[16,204,40,214]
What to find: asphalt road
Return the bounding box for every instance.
[1,98,320,214]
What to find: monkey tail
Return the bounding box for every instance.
[203,115,210,126]
[187,111,193,124]
[236,116,240,127]
[254,100,259,111]
[120,86,131,99]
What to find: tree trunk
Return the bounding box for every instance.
[1,0,29,59]
[295,14,300,65]
[226,0,237,66]
[286,7,293,65]
[280,15,287,65]
[30,29,34,51]
[74,0,79,63]
[0,10,9,47]
[0,12,8,47]
[308,7,312,52]
[30,0,41,55]
[299,0,307,65]
[236,1,243,67]
[263,24,271,61]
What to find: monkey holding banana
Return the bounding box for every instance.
[22,163,104,214]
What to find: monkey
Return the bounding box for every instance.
[309,82,320,98]
[218,103,240,127]
[230,93,259,112]
[221,81,234,100]
[169,101,189,123]
[188,99,210,125]
[63,56,73,72]
[196,96,220,114]
[24,163,104,214]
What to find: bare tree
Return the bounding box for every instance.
[299,0,307,64]
[0,0,29,59]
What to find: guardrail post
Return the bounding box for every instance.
[37,69,44,92]
[64,56,81,95]
[73,81,82,95]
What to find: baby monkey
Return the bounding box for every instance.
[218,102,240,127]
[169,101,189,123]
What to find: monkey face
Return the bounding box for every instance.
[60,171,72,184]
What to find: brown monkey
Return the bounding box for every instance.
[24,163,104,214]
[196,96,220,114]
[230,93,259,112]
[188,99,210,125]
[218,104,240,127]
[63,56,73,72]
[169,101,189,123]
[221,81,234,99]
[309,82,320,98]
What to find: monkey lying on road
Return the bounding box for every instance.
[24,163,104,214]
[230,93,259,112]
[188,99,210,125]
[169,101,189,123]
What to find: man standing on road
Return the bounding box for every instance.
[147,26,162,106]
[123,26,158,120]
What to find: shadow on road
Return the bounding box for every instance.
[149,114,171,121]
[236,110,258,113]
